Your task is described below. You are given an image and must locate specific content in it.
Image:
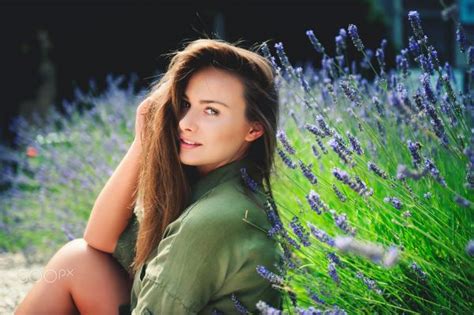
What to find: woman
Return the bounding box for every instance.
[16,38,282,314]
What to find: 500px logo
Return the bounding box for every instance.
[19,268,74,284]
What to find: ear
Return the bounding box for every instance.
[245,122,264,142]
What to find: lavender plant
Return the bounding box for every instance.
[253,10,473,315]
[1,9,473,315]
[0,74,143,262]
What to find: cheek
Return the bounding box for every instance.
[207,119,247,144]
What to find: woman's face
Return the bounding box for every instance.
[178,66,263,176]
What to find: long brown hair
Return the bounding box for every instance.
[131,38,279,274]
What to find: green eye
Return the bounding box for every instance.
[205,107,219,115]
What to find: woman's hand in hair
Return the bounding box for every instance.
[133,98,153,149]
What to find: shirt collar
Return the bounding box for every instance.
[190,157,252,204]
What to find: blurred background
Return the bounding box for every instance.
[0,0,471,149]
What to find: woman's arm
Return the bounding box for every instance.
[83,140,142,253]
[83,97,152,253]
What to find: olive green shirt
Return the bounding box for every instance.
[112,158,283,314]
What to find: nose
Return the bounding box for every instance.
[178,108,198,132]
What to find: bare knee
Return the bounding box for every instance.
[62,238,133,313]
[17,238,132,314]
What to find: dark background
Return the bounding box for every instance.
[0,0,463,149]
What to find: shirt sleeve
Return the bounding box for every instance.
[112,212,139,273]
[131,208,240,314]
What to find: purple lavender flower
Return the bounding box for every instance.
[295,306,323,315]
[306,190,323,214]
[327,252,343,267]
[368,161,388,179]
[295,67,310,93]
[418,55,434,76]
[316,137,328,154]
[424,159,447,186]
[339,28,347,42]
[328,262,341,285]
[306,287,326,305]
[321,56,336,79]
[277,148,297,169]
[335,54,345,69]
[456,24,468,53]
[277,129,296,154]
[298,160,318,185]
[328,138,354,166]
[311,145,321,159]
[307,222,335,247]
[306,29,326,54]
[304,123,325,137]
[316,115,333,137]
[332,184,347,202]
[231,293,249,314]
[274,42,295,78]
[260,42,281,74]
[454,195,471,207]
[346,131,363,155]
[332,168,351,184]
[256,301,282,315]
[408,36,421,57]
[408,11,424,40]
[289,216,311,247]
[428,46,440,70]
[240,167,260,193]
[335,35,345,56]
[339,80,361,106]
[355,272,383,295]
[330,209,355,235]
[396,53,410,78]
[264,198,284,237]
[375,48,385,71]
[348,24,365,52]
[360,48,373,69]
[407,140,423,169]
[256,265,284,285]
[410,262,428,280]
[383,196,403,210]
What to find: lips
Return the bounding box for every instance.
[180,137,202,148]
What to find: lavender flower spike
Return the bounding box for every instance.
[348,24,365,52]
[277,129,296,154]
[256,265,284,285]
[289,216,311,247]
[456,24,467,53]
[240,168,260,193]
[256,301,282,315]
[328,262,341,285]
[298,160,318,185]
[307,222,335,246]
[408,11,424,40]
[231,293,250,314]
[306,29,326,54]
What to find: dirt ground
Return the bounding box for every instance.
[0,252,47,314]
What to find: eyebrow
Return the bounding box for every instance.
[183,93,230,108]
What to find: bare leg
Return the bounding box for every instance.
[15,238,133,315]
